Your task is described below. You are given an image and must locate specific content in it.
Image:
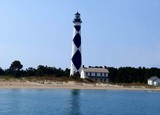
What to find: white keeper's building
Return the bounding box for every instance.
[80,67,109,82]
[148,76,160,86]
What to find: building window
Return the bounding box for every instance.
[95,73,97,76]
[101,73,102,76]
[104,73,106,76]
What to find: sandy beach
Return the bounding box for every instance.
[0,81,159,91]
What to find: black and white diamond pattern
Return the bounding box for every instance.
[74,25,81,31]
[73,33,81,48]
[72,25,82,70]
[72,50,81,70]
[70,12,82,76]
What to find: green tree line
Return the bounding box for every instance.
[0,60,70,78]
[107,67,160,83]
[0,60,160,83]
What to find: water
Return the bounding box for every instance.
[0,89,160,115]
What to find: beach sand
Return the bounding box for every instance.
[0,81,159,91]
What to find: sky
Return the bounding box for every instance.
[0,0,160,69]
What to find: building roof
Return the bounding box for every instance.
[75,12,80,15]
[148,76,159,81]
[82,67,109,73]
[154,79,160,83]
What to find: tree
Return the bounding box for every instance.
[8,60,23,77]
[0,67,5,75]
[36,65,46,76]
[10,60,23,71]
[107,67,118,82]
[25,67,36,77]
[64,68,70,77]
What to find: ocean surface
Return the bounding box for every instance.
[0,89,160,115]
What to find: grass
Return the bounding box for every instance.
[0,75,87,83]
[114,82,156,88]
[0,76,157,88]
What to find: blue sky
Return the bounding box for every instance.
[0,0,160,69]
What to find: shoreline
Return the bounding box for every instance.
[0,81,159,91]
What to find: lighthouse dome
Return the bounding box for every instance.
[73,12,82,23]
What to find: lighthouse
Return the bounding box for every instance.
[70,12,82,76]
